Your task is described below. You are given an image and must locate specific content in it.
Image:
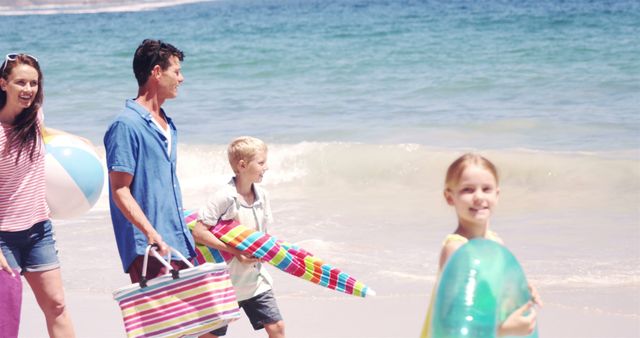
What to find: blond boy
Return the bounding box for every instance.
[193,136,285,338]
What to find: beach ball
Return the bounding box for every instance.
[44,134,105,219]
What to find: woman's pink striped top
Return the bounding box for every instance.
[0,123,49,232]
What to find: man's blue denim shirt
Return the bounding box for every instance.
[104,99,196,272]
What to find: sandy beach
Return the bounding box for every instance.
[17,209,640,338]
[19,279,640,337]
[2,0,639,337]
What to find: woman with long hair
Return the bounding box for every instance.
[0,53,76,338]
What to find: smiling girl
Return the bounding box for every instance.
[420,153,542,338]
[0,53,76,338]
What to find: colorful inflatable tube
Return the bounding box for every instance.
[430,239,538,338]
[184,210,233,264]
[184,210,374,298]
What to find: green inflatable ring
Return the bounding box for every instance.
[431,239,539,338]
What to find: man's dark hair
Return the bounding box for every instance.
[132,39,184,87]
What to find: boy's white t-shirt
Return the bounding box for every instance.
[198,178,274,301]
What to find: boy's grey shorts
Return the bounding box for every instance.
[210,289,283,335]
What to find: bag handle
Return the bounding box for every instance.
[139,244,194,288]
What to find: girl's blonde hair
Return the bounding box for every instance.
[227,136,268,174]
[444,153,499,190]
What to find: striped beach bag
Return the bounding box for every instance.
[113,245,241,338]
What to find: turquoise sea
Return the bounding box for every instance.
[2,1,639,337]
[1,0,639,151]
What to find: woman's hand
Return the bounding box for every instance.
[497,302,537,336]
[0,251,16,277]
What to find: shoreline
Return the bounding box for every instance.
[0,0,213,15]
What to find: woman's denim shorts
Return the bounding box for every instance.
[0,220,60,274]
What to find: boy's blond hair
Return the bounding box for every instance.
[227,136,268,174]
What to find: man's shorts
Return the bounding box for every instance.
[211,289,283,336]
[0,220,60,273]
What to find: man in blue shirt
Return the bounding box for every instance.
[104,39,196,282]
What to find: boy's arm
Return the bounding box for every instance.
[192,220,257,263]
[192,220,239,254]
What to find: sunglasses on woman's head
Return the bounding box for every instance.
[0,53,38,75]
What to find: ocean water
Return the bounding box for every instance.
[1,0,639,336]
[1,0,639,151]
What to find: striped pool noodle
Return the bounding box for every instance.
[211,219,374,298]
[184,209,233,264]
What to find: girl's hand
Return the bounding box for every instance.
[497,302,537,336]
[0,251,16,277]
[529,283,543,307]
